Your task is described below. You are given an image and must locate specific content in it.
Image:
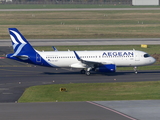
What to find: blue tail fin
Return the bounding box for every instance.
[7,28,51,67]
[8,28,35,55]
[7,28,37,63]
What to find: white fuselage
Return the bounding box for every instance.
[37,50,156,68]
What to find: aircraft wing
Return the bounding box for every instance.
[73,51,114,67]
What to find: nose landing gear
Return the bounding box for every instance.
[134,66,138,74]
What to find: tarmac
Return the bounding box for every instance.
[1,44,160,120]
[95,100,160,120]
[1,38,160,46]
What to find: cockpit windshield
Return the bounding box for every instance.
[144,54,150,58]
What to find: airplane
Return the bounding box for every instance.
[6,28,156,76]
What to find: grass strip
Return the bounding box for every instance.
[1,10,160,39]
[0,4,160,9]
[18,81,160,103]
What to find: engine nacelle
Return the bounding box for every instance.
[96,64,116,73]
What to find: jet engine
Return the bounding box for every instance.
[96,64,116,73]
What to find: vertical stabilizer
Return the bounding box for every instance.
[7,28,51,67]
[8,28,35,56]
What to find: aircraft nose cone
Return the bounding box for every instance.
[151,57,156,64]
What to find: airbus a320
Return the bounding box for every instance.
[6,28,156,76]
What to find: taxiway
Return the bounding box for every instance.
[0,43,160,120]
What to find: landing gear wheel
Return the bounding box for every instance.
[134,66,138,74]
[86,71,90,76]
[80,69,85,74]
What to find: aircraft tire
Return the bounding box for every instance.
[80,70,85,74]
[86,71,90,76]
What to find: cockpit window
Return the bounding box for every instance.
[144,54,150,58]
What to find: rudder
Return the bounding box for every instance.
[8,28,35,55]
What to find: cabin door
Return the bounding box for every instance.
[36,53,41,62]
[135,52,140,61]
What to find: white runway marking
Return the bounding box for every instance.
[87,101,137,120]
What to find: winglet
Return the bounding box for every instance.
[52,46,58,51]
[74,51,81,61]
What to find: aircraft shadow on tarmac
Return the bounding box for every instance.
[42,70,160,76]
[42,72,132,76]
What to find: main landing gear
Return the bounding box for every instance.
[80,67,92,76]
[80,69,85,74]
[85,71,91,76]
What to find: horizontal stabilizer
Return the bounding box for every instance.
[14,55,29,60]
